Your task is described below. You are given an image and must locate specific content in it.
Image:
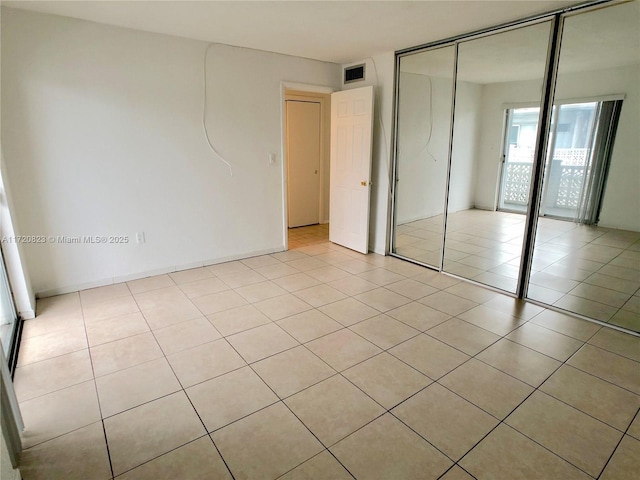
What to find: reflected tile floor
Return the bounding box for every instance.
[14,224,640,479]
[395,209,640,333]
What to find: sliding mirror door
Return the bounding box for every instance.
[528,1,640,333]
[392,47,455,268]
[443,22,552,293]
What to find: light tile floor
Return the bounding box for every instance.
[395,209,640,333]
[13,224,640,479]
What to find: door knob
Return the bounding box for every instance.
[361,181,367,186]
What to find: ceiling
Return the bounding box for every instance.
[400,0,640,84]
[1,0,586,65]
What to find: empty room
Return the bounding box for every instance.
[0,1,638,479]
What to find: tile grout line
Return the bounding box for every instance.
[16,227,639,479]
[218,321,359,479]
[403,212,640,330]
[79,291,116,480]
[126,282,237,479]
[453,332,624,479]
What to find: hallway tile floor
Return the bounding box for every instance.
[13,224,640,479]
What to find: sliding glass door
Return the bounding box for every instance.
[498,107,540,214]
[391,0,640,334]
[0,249,18,365]
[499,100,620,223]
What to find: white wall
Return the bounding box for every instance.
[395,73,451,224]
[342,53,395,255]
[1,7,341,295]
[474,64,640,231]
[448,80,482,213]
[556,65,640,231]
[394,74,481,221]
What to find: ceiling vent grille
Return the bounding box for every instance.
[344,64,366,84]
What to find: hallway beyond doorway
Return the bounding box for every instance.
[288,224,329,250]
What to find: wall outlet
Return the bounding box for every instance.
[136,232,145,244]
[268,152,277,166]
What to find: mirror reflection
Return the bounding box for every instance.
[443,22,552,293]
[528,1,640,333]
[393,46,455,268]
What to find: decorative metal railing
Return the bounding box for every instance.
[502,148,589,211]
[552,148,590,166]
[549,164,585,209]
[502,162,533,206]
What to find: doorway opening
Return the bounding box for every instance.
[283,88,331,248]
[286,99,322,228]
[282,84,375,254]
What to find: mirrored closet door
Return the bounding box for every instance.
[392,46,455,268]
[528,1,640,332]
[390,0,640,334]
[443,21,552,293]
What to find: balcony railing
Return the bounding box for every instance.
[502,148,588,212]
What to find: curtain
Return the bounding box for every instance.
[575,100,623,225]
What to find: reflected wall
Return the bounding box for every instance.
[443,22,552,293]
[393,47,454,268]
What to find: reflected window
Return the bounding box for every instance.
[498,99,622,223]
[527,1,640,333]
[390,0,639,334]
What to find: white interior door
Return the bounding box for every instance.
[287,100,321,227]
[329,86,374,254]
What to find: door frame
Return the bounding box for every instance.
[280,82,334,250]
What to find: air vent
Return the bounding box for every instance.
[344,64,366,84]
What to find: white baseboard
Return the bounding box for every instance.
[596,220,640,232]
[473,205,495,212]
[396,210,444,225]
[202,246,285,267]
[19,309,35,320]
[35,245,286,298]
